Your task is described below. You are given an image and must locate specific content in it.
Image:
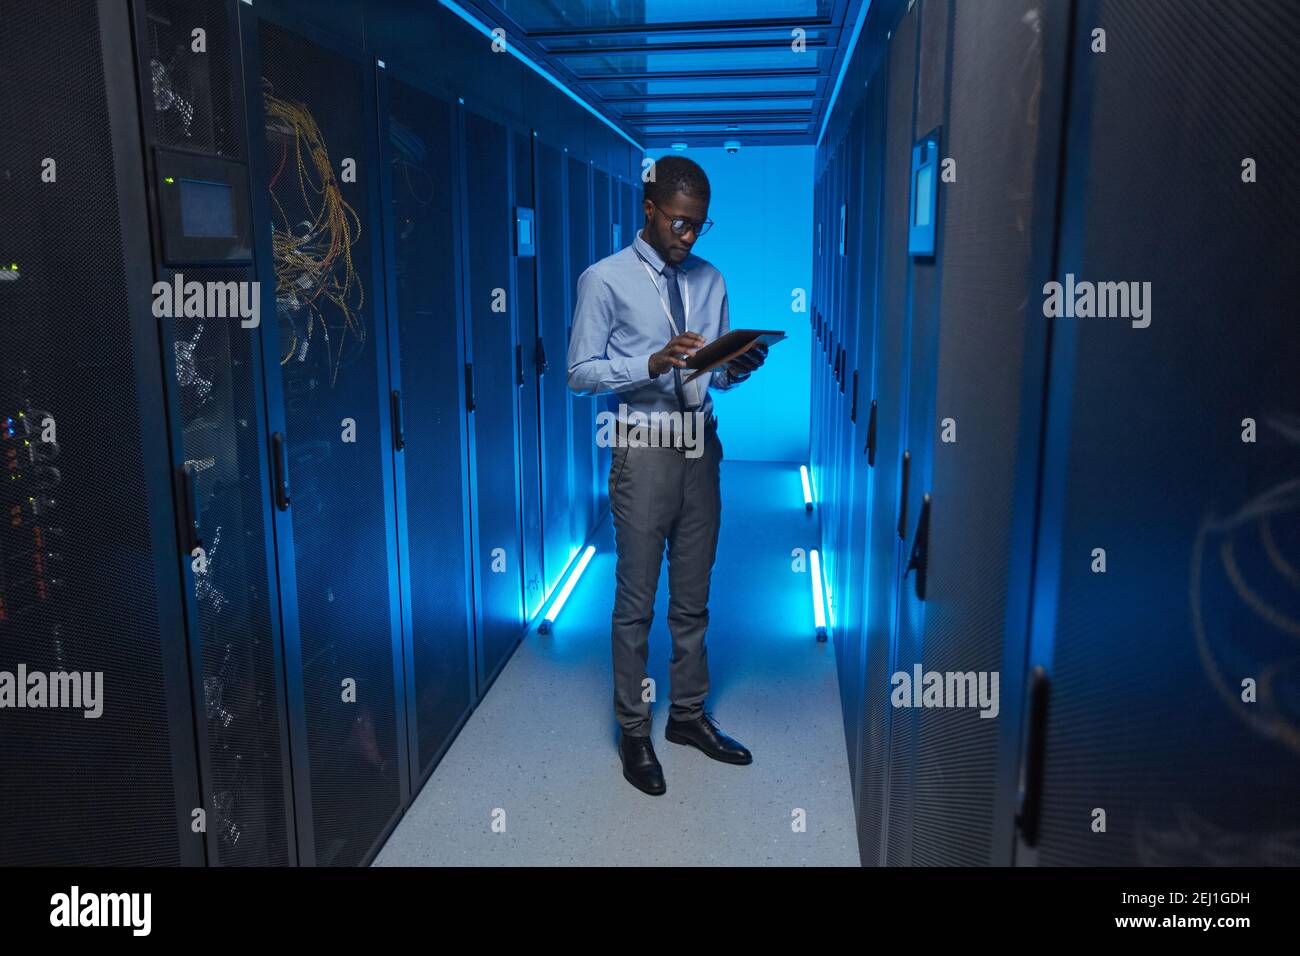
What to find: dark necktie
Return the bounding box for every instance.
[661,263,691,411]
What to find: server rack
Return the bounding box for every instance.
[834,105,868,780]
[846,72,888,814]
[242,10,408,866]
[374,68,477,791]
[459,108,527,693]
[535,137,578,597]
[131,0,296,866]
[882,0,946,868]
[566,155,596,553]
[859,0,920,867]
[513,129,546,622]
[887,0,1067,868]
[1024,0,1300,867]
[0,0,204,865]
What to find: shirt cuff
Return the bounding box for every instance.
[615,352,659,391]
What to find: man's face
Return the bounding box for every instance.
[643,190,709,266]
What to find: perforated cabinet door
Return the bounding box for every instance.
[378,75,475,786]
[1030,0,1300,867]
[513,130,546,620]
[248,18,405,867]
[462,110,527,692]
[132,0,299,868]
[0,0,202,865]
[566,156,596,548]
[537,140,577,594]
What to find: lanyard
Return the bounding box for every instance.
[635,250,690,335]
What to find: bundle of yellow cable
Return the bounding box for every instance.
[264,90,366,387]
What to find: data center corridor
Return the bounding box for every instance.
[375,460,858,867]
[3,0,1297,883]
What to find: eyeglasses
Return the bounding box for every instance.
[650,201,713,237]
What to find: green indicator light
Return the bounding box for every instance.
[164,176,175,184]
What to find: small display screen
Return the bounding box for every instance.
[179,178,236,238]
[914,163,933,227]
[519,217,532,247]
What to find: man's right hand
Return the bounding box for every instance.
[649,332,706,377]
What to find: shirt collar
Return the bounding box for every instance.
[633,228,695,275]
[632,229,666,273]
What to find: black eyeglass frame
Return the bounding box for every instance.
[648,200,714,238]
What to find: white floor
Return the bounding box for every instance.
[373,460,860,866]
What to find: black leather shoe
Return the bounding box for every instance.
[665,712,753,765]
[619,733,666,795]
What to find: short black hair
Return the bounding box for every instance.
[644,155,710,206]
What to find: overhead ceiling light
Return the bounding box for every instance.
[671,142,688,150]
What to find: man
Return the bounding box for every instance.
[566,155,768,795]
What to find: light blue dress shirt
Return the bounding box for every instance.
[566,228,741,421]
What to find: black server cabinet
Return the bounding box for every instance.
[835,110,868,780]
[837,101,873,800]
[888,0,1066,868]
[0,0,203,865]
[591,167,613,517]
[460,110,526,691]
[536,139,577,596]
[881,0,948,868]
[1024,0,1300,866]
[829,131,852,648]
[132,0,296,865]
[566,156,595,542]
[859,2,919,867]
[513,129,546,621]
[815,145,837,530]
[375,72,476,788]
[846,75,888,820]
[243,15,408,866]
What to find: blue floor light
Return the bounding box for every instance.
[800,465,813,511]
[538,545,596,635]
[810,548,827,642]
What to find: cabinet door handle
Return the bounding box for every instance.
[465,363,476,412]
[272,432,291,511]
[536,335,548,376]
[515,343,525,387]
[864,399,878,465]
[897,449,910,540]
[850,370,859,423]
[391,390,405,451]
[179,462,202,553]
[903,492,931,600]
[1016,666,1051,848]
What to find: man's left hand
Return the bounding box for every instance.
[727,342,768,383]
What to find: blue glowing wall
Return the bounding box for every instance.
[646,145,813,462]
